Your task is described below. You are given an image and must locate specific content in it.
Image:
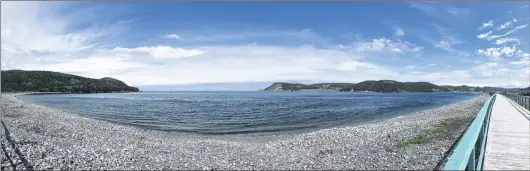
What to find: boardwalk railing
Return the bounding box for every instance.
[443,94,497,171]
[502,93,530,111]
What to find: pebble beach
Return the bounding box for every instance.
[1,93,489,170]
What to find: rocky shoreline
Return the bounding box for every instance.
[1,93,489,170]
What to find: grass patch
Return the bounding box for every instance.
[395,118,456,148]
[435,118,456,128]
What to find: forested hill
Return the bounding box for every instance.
[262,80,511,92]
[1,70,139,93]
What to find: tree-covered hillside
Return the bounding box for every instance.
[1,70,139,93]
[263,82,320,91]
[351,80,441,92]
[262,80,513,93]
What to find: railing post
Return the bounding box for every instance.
[523,97,525,108]
[468,146,476,170]
[525,98,530,111]
[525,98,530,109]
[522,97,524,106]
[526,98,530,111]
[477,113,488,171]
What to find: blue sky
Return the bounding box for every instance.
[1,1,529,90]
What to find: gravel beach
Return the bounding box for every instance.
[1,93,489,170]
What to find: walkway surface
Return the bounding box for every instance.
[483,94,530,170]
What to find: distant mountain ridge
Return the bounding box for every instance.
[1,70,139,93]
[262,80,517,92]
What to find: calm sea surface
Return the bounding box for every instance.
[21,92,477,136]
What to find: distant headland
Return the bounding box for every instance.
[1,70,139,93]
[260,80,526,93]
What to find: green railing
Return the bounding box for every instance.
[443,94,497,170]
[502,93,530,111]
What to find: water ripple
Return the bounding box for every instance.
[21,91,477,135]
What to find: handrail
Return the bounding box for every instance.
[501,93,530,111]
[443,94,497,170]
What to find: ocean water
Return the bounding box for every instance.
[21,92,477,136]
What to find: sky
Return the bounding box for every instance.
[1,1,529,90]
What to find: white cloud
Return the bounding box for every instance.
[500,46,517,56]
[429,66,528,88]
[336,61,376,71]
[113,46,203,59]
[477,31,493,39]
[447,6,470,16]
[476,46,518,61]
[183,29,324,43]
[476,49,500,60]
[504,24,528,35]
[479,20,494,30]
[350,38,422,53]
[494,38,520,45]
[409,2,437,16]
[496,20,513,30]
[485,24,529,40]
[470,62,505,77]
[423,24,470,56]
[394,27,405,37]
[509,57,530,66]
[399,66,527,87]
[18,57,148,79]
[1,1,127,69]
[409,3,471,19]
[486,35,503,41]
[1,2,83,53]
[435,41,451,50]
[428,36,468,56]
[164,34,181,40]
[466,62,529,87]
[431,24,453,36]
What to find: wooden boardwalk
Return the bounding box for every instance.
[483,94,530,170]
